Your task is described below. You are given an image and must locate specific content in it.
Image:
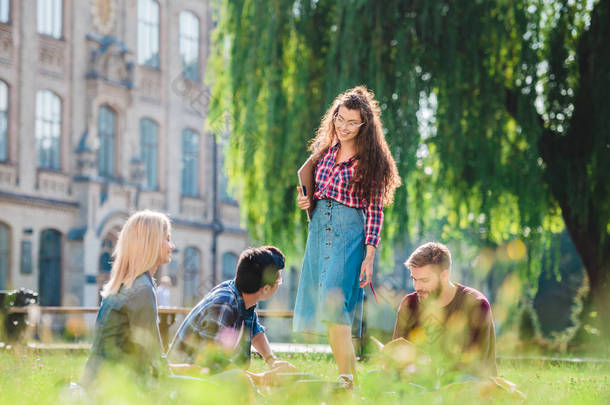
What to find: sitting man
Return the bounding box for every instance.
[393,242,497,379]
[167,246,295,383]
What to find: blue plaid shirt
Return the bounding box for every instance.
[167,280,265,372]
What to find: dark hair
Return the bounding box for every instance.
[234,246,285,293]
[309,85,401,205]
[405,242,452,271]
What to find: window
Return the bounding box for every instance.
[183,246,201,306]
[99,238,113,274]
[20,240,32,275]
[39,229,62,306]
[137,0,159,68]
[140,118,158,189]
[0,0,10,23]
[181,129,199,196]
[179,11,199,81]
[0,81,7,162]
[221,252,238,281]
[97,234,116,303]
[0,223,9,290]
[98,106,116,178]
[36,90,61,170]
[37,0,62,38]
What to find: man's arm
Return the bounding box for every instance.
[251,332,275,366]
[251,332,296,371]
[246,332,296,387]
[169,300,241,374]
[479,301,497,376]
[393,296,412,340]
[468,299,497,377]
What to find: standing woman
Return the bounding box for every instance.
[293,86,401,386]
[81,210,175,387]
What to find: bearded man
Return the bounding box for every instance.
[393,242,497,378]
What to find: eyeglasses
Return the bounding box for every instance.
[273,276,283,286]
[333,114,364,130]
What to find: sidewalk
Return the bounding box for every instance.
[16,342,610,364]
[22,341,333,354]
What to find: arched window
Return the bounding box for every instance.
[179,11,199,81]
[0,80,8,162]
[98,105,116,178]
[140,118,158,189]
[37,0,62,38]
[0,222,9,290]
[183,246,201,306]
[36,90,61,170]
[221,252,238,281]
[138,0,159,68]
[0,0,10,23]
[181,129,199,196]
[39,229,62,306]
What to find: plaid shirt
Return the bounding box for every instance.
[167,280,265,372]
[313,143,384,247]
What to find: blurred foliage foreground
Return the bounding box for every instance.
[0,349,607,405]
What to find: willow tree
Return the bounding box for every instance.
[208,0,610,339]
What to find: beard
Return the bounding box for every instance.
[416,286,442,302]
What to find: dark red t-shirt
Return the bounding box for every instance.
[393,283,497,377]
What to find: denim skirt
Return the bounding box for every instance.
[293,199,365,337]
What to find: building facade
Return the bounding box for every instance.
[0,0,247,306]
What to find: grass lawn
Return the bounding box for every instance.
[0,349,608,404]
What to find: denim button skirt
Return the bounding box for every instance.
[293,199,365,337]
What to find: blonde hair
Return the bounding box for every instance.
[101,210,171,298]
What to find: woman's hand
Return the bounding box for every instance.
[297,186,310,210]
[359,246,376,288]
[359,256,374,288]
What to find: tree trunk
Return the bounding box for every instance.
[589,267,610,342]
[523,0,610,345]
[560,206,610,344]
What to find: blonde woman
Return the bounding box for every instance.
[81,210,175,386]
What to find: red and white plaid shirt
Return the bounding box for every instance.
[313,143,384,247]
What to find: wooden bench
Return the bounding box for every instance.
[9,306,294,350]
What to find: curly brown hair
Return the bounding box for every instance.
[309,86,401,205]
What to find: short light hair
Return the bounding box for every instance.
[405,242,452,271]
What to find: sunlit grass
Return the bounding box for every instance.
[1,349,608,404]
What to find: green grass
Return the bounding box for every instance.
[0,349,608,404]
